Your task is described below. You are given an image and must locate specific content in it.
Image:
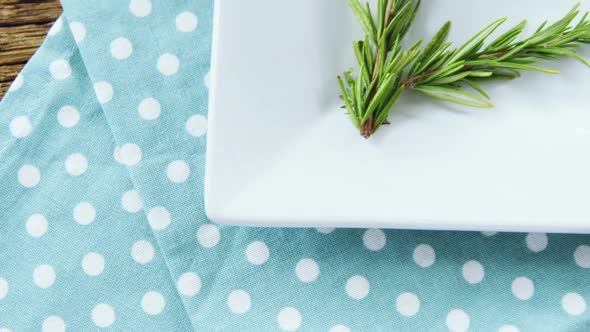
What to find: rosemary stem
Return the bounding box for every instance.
[362,0,396,138]
[402,46,546,88]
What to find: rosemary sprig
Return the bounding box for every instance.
[338,0,422,138]
[339,1,590,138]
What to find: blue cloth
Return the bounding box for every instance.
[1,1,590,331]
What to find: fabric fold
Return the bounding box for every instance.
[0,15,192,331]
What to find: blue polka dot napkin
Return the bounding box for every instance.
[1,0,590,331]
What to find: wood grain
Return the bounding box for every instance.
[0,22,54,65]
[0,0,61,98]
[0,63,25,82]
[0,0,62,26]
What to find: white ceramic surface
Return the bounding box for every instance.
[205,0,590,232]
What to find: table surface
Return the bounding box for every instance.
[0,0,62,98]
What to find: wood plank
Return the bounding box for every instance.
[0,63,24,83]
[0,0,62,26]
[0,22,53,65]
[0,0,62,99]
[0,82,10,98]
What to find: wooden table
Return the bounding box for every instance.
[0,0,62,98]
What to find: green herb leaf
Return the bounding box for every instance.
[414,85,494,108]
[348,0,378,43]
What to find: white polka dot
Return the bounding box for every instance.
[92,304,115,328]
[26,213,48,238]
[0,277,8,300]
[177,272,201,297]
[73,202,96,225]
[511,277,534,300]
[204,71,210,89]
[157,54,179,76]
[110,37,133,59]
[49,59,71,80]
[129,0,152,17]
[574,245,590,268]
[131,240,154,264]
[328,325,351,332]
[345,275,369,300]
[363,228,386,251]
[176,12,198,32]
[526,233,548,253]
[562,292,586,316]
[166,160,190,183]
[94,81,113,105]
[197,224,220,248]
[277,307,302,331]
[42,316,65,332]
[0,328,12,332]
[498,325,520,332]
[117,143,142,166]
[481,231,498,236]
[396,292,420,317]
[413,244,435,268]
[316,227,335,234]
[10,116,32,138]
[121,190,143,213]
[113,146,123,163]
[8,74,23,92]
[245,241,269,265]
[48,17,63,36]
[18,164,40,188]
[138,98,160,120]
[82,252,105,276]
[446,309,470,332]
[141,291,166,315]
[33,264,56,289]
[147,207,171,230]
[462,260,484,284]
[295,258,319,283]
[65,153,88,176]
[69,21,86,44]
[227,289,251,314]
[185,114,207,137]
[57,106,80,128]
[121,189,143,212]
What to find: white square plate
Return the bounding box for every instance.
[205,0,590,233]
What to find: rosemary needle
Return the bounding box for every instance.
[338,0,590,138]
